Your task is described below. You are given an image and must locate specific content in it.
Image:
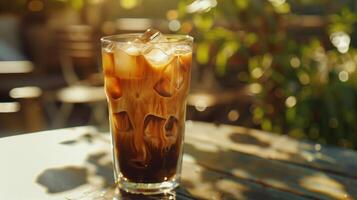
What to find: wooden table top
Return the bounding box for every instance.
[1,121,357,200]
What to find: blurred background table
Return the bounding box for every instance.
[1,121,357,200]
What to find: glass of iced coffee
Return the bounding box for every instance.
[101,30,193,194]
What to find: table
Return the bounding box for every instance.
[1,121,357,200]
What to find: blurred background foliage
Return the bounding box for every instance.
[2,0,357,149]
[178,0,357,148]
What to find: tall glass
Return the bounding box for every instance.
[101,33,193,194]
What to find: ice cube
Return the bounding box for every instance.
[164,116,178,139]
[138,29,173,67]
[105,76,122,99]
[113,111,132,132]
[172,44,192,71]
[102,51,115,76]
[113,47,142,78]
[129,157,147,169]
[103,42,116,53]
[165,57,184,90]
[138,29,165,43]
[154,57,184,97]
[144,48,172,67]
[173,44,192,55]
[120,41,141,55]
[143,114,165,147]
[179,51,192,71]
[154,77,173,97]
[129,146,148,169]
[139,29,169,51]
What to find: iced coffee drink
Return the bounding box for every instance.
[101,30,193,194]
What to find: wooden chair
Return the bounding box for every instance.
[53,25,106,128]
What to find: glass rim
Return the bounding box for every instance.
[101,33,193,44]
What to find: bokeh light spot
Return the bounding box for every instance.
[338,71,349,82]
[268,0,285,6]
[195,99,208,112]
[251,68,263,79]
[166,10,178,20]
[330,31,350,54]
[299,73,310,85]
[227,110,240,121]
[168,20,181,32]
[290,56,301,68]
[120,0,139,9]
[314,144,322,151]
[181,22,193,33]
[249,83,262,94]
[285,96,297,108]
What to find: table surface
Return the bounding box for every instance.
[1,121,357,200]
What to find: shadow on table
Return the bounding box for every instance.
[181,127,356,199]
[229,132,270,148]
[231,129,356,199]
[184,143,284,200]
[86,151,114,188]
[36,166,88,193]
[35,128,356,199]
[36,132,196,199]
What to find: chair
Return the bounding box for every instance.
[53,25,106,128]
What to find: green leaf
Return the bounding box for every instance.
[205,27,236,40]
[262,119,272,131]
[177,1,187,18]
[193,14,213,30]
[69,0,83,10]
[273,2,290,14]
[286,107,296,122]
[215,41,240,75]
[196,42,210,65]
[235,0,249,10]
[288,128,305,139]
[248,56,259,71]
[245,33,258,47]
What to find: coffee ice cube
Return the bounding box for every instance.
[165,116,178,139]
[143,114,165,147]
[113,111,133,132]
[154,77,173,97]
